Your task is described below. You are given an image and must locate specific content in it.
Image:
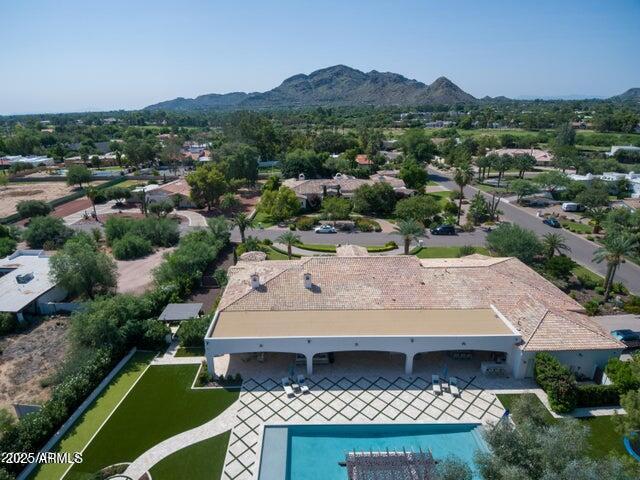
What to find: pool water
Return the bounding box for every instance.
[258,423,487,480]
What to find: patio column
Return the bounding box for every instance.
[404,353,414,376]
[306,354,314,376]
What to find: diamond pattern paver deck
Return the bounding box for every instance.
[221,375,504,480]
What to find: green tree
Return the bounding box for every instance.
[321,196,352,222]
[513,154,536,178]
[475,155,491,181]
[399,129,436,163]
[486,223,543,264]
[542,232,570,259]
[49,234,117,298]
[0,237,17,258]
[23,216,73,249]
[555,122,576,147]
[85,185,100,217]
[489,154,512,188]
[593,234,638,301]
[105,186,131,204]
[276,231,301,259]
[467,192,490,225]
[453,163,474,224]
[207,216,231,244]
[280,149,325,178]
[394,219,424,255]
[583,206,609,234]
[352,183,397,217]
[218,143,260,186]
[159,136,183,174]
[262,175,281,192]
[232,212,254,244]
[66,164,92,188]
[16,200,52,219]
[399,158,428,190]
[544,255,576,281]
[259,186,301,222]
[533,170,571,195]
[615,389,640,437]
[575,184,610,209]
[186,164,229,211]
[148,200,174,218]
[394,195,441,225]
[510,179,539,204]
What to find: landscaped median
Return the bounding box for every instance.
[30,351,156,480]
[293,242,399,254]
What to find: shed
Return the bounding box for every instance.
[158,303,203,322]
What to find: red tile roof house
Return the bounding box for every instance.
[355,154,374,166]
[204,252,622,378]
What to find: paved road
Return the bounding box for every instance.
[427,168,640,295]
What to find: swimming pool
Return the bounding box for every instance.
[257,423,488,480]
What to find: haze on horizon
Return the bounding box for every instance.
[1,0,639,115]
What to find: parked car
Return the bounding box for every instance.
[611,329,640,342]
[543,217,561,228]
[430,225,456,235]
[562,202,584,212]
[314,224,337,234]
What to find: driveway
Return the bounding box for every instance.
[592,314,640,332]
[117,247,173,294]
[428,167,640,295]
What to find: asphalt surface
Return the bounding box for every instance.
[427,168,640,295]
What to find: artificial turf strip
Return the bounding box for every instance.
[149,431,231,480]
[64,364,238,480]
[31,351,156,480]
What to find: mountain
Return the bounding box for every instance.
[610,88,640,103]
[144,65,476,111]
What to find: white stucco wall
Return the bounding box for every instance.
[519,348,623,379]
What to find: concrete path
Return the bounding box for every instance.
[175,210,207,227]
[124,400,241,480]
[62,200,119,225]
[428,167,640,295]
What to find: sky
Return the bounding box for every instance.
[1,0,639,115]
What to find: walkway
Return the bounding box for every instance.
[62,200,118,225]
[123,399,241,480]
[175,210,207,227]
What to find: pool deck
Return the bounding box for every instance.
[222,374,510,480]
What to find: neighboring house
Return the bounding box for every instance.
[0,250,67,322]
[380,150,402,162]
[205,252,623,378]
[282,172,412,208]
[606,145,640,157]
[0,155,55,167]
[569,171,640,198]
[355,154,374,166]
[130,179,195,208]
[489,148,554,167]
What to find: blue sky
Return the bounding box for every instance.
[1,0,639,114]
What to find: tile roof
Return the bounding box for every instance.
[282,175,407,197]
[217,254,621,352]
[356,154,373,165]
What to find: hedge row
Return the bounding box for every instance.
[576,384,620,408]
[534,352,578,413]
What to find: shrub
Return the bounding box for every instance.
[486,223,543,264]
[577,272,600,290]
[605,357,640,393]
[0,313,18,336]
[534,352,577,413]
[584,299,600,316]
[214,268,228,287]
[295,216,317,231]
[457,245,476,257]
[576,384,620,407]
[16,200,52,219]
[355,217,381,232]
[23,216,73,249]
[112,233,153,260]
[178,316,210,348]
[0,237,17,258]
[104,216,179,247]
[544,255,576,281]
[624,296,640,314]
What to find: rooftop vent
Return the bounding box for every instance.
[250,273,260,290]
[16,272,34,284]
[298,173,305,180]
[303,273,312,289]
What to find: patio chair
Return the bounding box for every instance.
[432,374,442,395]
[281,377,295,398]
[449,377,460,397]
[297,374,306,384]
[300,383,310,394]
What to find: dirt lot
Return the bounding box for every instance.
[116,247,174,294]
[0,181,104,218]
[0,317,70,413]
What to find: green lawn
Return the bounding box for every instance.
[253,210,276,228]
[572,265,604,285]
[265,245,297,260]
[560,219,593,234]
[63,364,238,480]
[496,393,626,459]
[175,346,206,357]
[149,431,230,480]
[414,246,490,258]
[31,352,156,480]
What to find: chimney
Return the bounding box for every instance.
[303,273,312,289]
[298,173,305,180]
[250,273,260,289]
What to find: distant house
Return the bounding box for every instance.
[0,250,67,322]
[0,155,55,167]
[355,154,374,166]
[282,172,412,209]
[130,179,195,208]
[490,148,553,167]
[569,171,640,198]
[607,145,640,157]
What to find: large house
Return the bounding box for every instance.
[130,178,195,208]
[282,173,413,208]
[0,250,67,322]
[489,148,554,167]
[204,250,622,379]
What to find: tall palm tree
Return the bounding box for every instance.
[583,207,608,234]
[394,219,424,255]
[453,163,474,225]
[542,232,570,259]
[232,212,254,244]
[593,234,638,301]
[276,231,301,259]
[85,185,99,218]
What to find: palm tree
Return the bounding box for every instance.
[453,163,474,225]
[394,219,424,255]
[85,185,99,218]
[232,212,254,244]
[593,234,638,301]
[207,216,231,243]
[542,233,570,259]
[277,231,301,259]
[583,207,608,234]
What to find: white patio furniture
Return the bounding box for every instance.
[432,375,442,395]
[300,383,310,394]
[281,377,294,397]
[449,377,460,397]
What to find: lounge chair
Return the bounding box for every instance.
[300,384,310,394]
[281,377,294,397]
[449,377,460,397]
[432,374,442,395]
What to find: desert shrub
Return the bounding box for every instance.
[112,233,153,260]
[355,217,381,232]
[486,223,543,264]
[0,237,17,258]
[584,299,600,316]
[178,316,210,348]
[295,216,317,231]
[23,216,73,249]
[0,313,18,336]
[577,272,600,290]
[544,255,576,281]
[104,216,178,247]
[16,200,52,219]
[534,352,577,413]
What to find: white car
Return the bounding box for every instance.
[314,224,337,234]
